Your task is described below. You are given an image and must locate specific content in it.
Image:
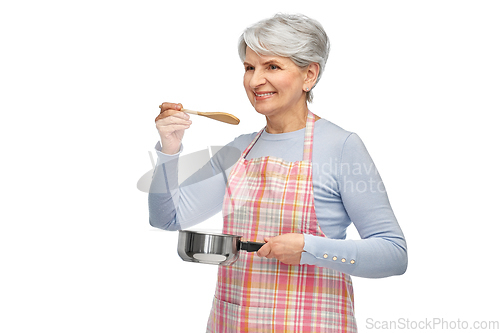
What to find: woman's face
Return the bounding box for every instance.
[243,47,308,117]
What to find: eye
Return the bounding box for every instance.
[269,64,280,70]
[245,65,254,72]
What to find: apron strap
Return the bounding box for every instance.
[303,110,315,162]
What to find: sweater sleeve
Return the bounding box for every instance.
[301,133,408,278]
[148,141,241,230]
[148,142,183,230]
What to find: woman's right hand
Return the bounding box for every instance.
[155,102,192,155]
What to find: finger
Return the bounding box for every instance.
[257,243,271,258]
[159,102,182,113]
[157,123,191,132]
[156,116,192,129]
[155,109,191,123]
[155,113,166,122]
[155,111,175,122]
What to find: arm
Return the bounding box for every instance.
[148,141,242,231]
[301,133,407,278]
[149,102,237,230]
[148,143,182,230]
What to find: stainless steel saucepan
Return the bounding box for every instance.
[177,230,265,266]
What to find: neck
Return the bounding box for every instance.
[265,104,309,134]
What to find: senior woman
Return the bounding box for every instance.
[150,13,407,332]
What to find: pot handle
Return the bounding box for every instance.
[240,241,265,253]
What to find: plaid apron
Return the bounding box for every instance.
[207,111,357,332]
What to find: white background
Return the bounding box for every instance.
[1,0,499,332]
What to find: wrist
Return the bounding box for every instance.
[161,147,180,155]
[160,141,181,155]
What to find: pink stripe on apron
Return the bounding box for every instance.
[207,111,357,332]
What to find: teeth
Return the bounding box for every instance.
[256,92,274,97]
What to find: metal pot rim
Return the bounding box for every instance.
[179,230,242,239]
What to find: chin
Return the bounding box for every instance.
[252,103,277,116]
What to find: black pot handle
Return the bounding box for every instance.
[240,241,265,252]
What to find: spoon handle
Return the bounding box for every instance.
[157,105,199,115]
[181,109,199,115]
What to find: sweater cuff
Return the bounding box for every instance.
[155,141,183,164]
[300,234,358,274]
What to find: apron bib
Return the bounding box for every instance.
[207,111,357,332]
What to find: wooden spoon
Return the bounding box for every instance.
[158,105,240,125]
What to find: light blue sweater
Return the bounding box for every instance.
[149,118,407,278]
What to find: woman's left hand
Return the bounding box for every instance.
[257,233,305,265]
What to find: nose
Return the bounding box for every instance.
[248,68,266,89]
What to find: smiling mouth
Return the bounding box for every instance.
[254,92,275,97]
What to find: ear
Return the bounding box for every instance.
[303,62,320,90]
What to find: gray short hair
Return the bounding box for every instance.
[238,13,330,103]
